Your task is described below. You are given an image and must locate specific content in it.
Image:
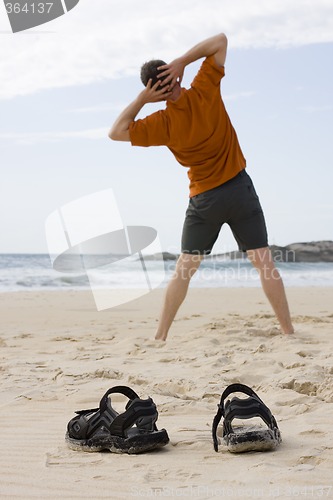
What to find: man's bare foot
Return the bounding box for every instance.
[155,332,167,341]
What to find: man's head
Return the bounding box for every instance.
[140,59,167,90]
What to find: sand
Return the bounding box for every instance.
[0,287,333,499]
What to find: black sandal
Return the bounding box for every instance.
[66,386,169,454]
[212,383,281,453]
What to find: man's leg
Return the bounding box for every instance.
[155,253,204,341]
[247,247,294,334]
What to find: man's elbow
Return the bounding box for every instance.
[219,33,228,47]
[108,127,118,141]
[108,127,130,142]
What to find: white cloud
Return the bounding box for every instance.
[0,0,332,100]
[0,128,106,144]
[68,103,128,113]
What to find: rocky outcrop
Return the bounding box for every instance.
[211,241,333,262]
[275,241,333,263]
[142,251,178,261]
[222,241,333,263]
[144,241,333,263]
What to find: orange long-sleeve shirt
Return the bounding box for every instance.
[129,55,246,197]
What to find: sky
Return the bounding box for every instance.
[1,0,333,254]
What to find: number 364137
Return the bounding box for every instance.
[5,3,54,14]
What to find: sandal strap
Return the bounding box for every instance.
[218,384,265,411]
[75,408,99,416]
[75,387,141,415]
[212,406,224,452]
[222,396,277,436]
[99,386,140,413]
[70,386,159,440]
[212,384,278,452]
[109,397,158,437]
[102,385,158,435]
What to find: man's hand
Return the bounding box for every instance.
[138,78,173,104]
[109,79,172,141]
[157,58,185,90]
[156,33,228,91]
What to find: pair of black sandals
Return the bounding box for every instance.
[66,384,281,454]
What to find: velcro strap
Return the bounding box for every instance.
[212,404,224,452]
[218,384,262,413]
[75,408,99,416]
[99,386,140,413]
[109,398,158,437]
[223,396,275,436]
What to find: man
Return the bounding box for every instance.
[109,33,294,340]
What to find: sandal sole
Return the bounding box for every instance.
[223,427,281,453]
[65,430,169,454]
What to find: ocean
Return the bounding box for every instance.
[1,253,333,292]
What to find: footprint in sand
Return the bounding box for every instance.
[299,429,325,436]
[171,432,211,451]
[279,378,318,396]
[91,369,124,380]
[246,327,281,337]
[297,456,324,466]
[127,375,148,386]
[46,449,103,468]
[153,381,197,400]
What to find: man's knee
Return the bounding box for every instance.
[175,253,203,281]
[247,247,282,280]
[247,246,272,267]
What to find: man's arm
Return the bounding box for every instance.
[109,79,172,142]
[158,33,228,90]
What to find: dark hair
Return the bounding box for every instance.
[140,59,167,89]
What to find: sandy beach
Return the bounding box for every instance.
[0,286,333,499]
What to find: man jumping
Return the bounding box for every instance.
[109,33,294,340]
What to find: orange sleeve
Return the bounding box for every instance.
[191,55,225,93]
[129,110,169,147]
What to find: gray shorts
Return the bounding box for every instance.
[181,170,268,254]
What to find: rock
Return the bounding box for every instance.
[270,245,297,263]
[142,241,333,263]
[140,251,178,261]
[211,241,333,263]
[285,241,333,262]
